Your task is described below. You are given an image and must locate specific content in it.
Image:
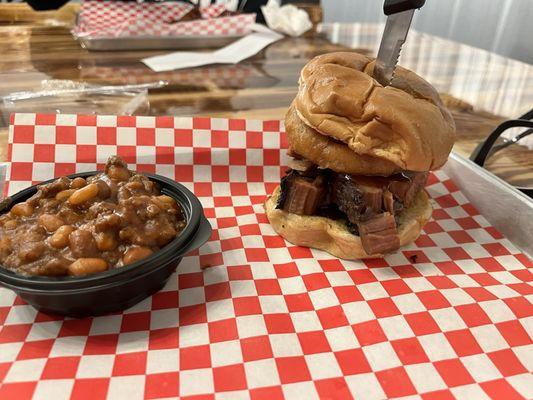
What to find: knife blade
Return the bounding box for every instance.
[374,0,425,86]
[374,9,415,87]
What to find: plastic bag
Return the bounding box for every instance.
[2,80,166,123]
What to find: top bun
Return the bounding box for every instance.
[293,52,456,172]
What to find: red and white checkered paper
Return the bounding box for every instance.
[201,4,228,20]
[74,0,256,39]
[1,113,532,400]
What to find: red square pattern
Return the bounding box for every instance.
[16,339,54,360]
[149,328,179,350]
[233,296,262,316]
[208,319,238,343]
[145,372,179,399]
[276,357,311,384]
[180,345,211,370]
[434,359,475,387]
[391,338,429,365]
[315,377,353,400]
[71,378,109,400]
[335,348,372,375]
[112,352,148,376]
[0,382,37,400]
[297,331,331,354]
[445,329,483,356]
[84,334,119,355]
[41,357,80,379]
[488,349,527,377]
[250,386,284,400]
[481,379,525,400]
[59,319,92,337]
[376,367,417,398]
[352,320,387,346]
[213,364,247,392]
[3,114,532,399]
[241,335,273,361]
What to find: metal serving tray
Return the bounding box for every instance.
[78,35,242,51]
[442,152,532,258]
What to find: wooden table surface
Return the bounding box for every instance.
[0,5,532,187]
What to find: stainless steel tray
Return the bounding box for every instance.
[78,35,242,51]
[443,152,532,258]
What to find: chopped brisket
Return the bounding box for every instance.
[279,167,427,223]
[277,170,296,210]
[277,170,326,215]
[383,189,394,214]
[353,176,385,213]
[331,174,366,224]
[357,213,400,254]
[284,177,325,215]
[332,175,387,224]
[389,171,428,208]
[276,160,428,254]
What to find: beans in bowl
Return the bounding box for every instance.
[0,156,186,277]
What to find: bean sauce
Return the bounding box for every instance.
[0,156,186,277]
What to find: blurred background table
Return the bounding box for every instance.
[0,3,532,187]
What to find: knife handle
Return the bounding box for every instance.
[383,0,426,15]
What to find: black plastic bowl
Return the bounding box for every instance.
[0,171,212,317]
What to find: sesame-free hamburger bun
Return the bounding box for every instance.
[293,52,455,174]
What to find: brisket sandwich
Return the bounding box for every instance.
[265,52,456,259]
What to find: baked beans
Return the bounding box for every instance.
[0,156,186,277]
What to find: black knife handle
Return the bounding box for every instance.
[384,0,426,15]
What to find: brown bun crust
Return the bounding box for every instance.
[294,52,455,172]
[265,186,432,259]
[286,103,401,175]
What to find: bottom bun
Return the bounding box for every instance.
[264,186,432,259]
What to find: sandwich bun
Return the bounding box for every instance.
[286,103,401,175]
[265,186,432,259]
[294,52,455,173]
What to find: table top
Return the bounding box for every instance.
[0,11,532,187]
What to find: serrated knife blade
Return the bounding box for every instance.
[374,9,415,86]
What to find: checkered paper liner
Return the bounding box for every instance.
[201,4,228,20]
[74,0,256,39]
[1,113,532,400]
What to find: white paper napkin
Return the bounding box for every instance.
[142,24,283,72]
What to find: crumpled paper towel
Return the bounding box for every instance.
[261,0,312,37]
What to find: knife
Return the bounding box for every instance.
[374,0,426,86]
